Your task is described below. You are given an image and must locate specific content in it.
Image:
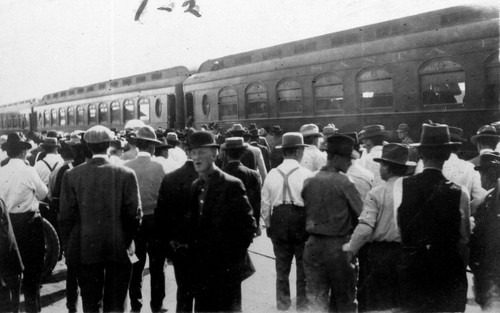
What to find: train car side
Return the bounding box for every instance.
[0,99,38,135]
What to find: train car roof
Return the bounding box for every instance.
[192,6,499,77]
[0,98,38,113]
[37,66,190,107]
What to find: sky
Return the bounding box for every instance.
[0,0,498,105]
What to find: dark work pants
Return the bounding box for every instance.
[9,212,45,313]
[78,262,132,313]
[0,275,21,313]
[66,263,79,313]
[129,215,166,312]
[172,256,194,313]
[194,280,242,313]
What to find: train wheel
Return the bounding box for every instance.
[41,217,60,282]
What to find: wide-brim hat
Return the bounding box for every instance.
[1,133,32,152]
[228,123,246,136]
[189,130,220,149]
[373,143,417,167]
[474,151,500,171]
[471,125,500,146]
[300,124,323,138]
[411,123,460,147]
[359,124,390,140]
[222,137,249,150]
[136,125,162,145]
[40,137,60,148]
[276,132,308,149]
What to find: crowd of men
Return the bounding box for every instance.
[0,118,500,313]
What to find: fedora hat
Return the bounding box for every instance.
[136,126,161,145]
[249,128,260,139]
[40,137,60,148]
[189,131,220,149]
[323,125,338,137]
[326,134,354,157]
[448,126,467,143]
[1,133,32,152]
[300,124,323,138]
[65,131,84,146]
[471,125,500,146]
[166,132,181,146]
[221,137,248,150]
[276,132,308,149]
[374,143,416,167]
[397,123,410,133]
[228,124,246,136]
[84,125,114,144]
[359,125,390,140]
[411,123,460,147]
[474,152,500,171]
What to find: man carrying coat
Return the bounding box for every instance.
[60,125,142,313]
[188,130,256,312]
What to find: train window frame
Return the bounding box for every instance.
[167,95,176,128]
[38,113,43,126]
[67,107,75,126]
[44,110,50,126]
[218,87,238,121]
[276,79,303,116]
[59,108,66,126]
[419,57,466,107]
[138,97,150,122]
[155,98,163,118]
[312,73,344,114]
[98,102,108,124]
[202,94,210,117]
[123,99,135,122]
[76,105,85,126]
[88,104,97,125]
[110,101,120,124]
[356,67,394,111]
[51,109,57,126]
[484,52,499,107]
[245,82,268,119]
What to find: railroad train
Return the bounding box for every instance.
[1,5,499,148]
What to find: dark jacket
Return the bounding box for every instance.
[222,161,261,229]
[189,167,256,285]
[0,199,23,283]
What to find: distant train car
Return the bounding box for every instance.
[0,98,38,135]
[183,6,499,145]
[33,66,190,134]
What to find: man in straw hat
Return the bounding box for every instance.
[470,152,500,310]
[0,133,47,312]
[397,123,470,312]
[299,124,326,172]
[358,124,390,187]
[187,130,255,312]
[124,126,168,313]
[469,124,500,167]
[343,143,416,311]
[60,125,142,313]
[302,134,363,312]
[34,136,64,186]
[261,132,311,311]
[166,132,188,166]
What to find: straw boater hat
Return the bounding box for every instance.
[359,125,390,140]
[135,126,162,145]
[189,131,220,149]
[373,143,417,167]
[300,124,323,138]
[1,133,32,152]
[221,137,248,150]
[276,132,308,149]
[470,125,500,146]
[410,123,460,147]
[84,125,114,144]
[474,151,500,171]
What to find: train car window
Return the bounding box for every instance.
[38,113,43,126]
[202,95,210,116]
[167,95,176,128]
[123,99,135,122]
[59,108,66,126]
[484,52,499,106]
[313,74,343,113]
[155,98,163,118]
[88,104,97,125]
[138,98,150,122]
[185,93,194,127]
[218,87,238,120]
[419,58,465,105]
[277,79,303,115]
[76,106,84,125]
[246,83,268,118]
[357,68,393,109]
[51,109,57,126]
[67,107,74,126]
[44,110,50,126]
[110,101,120,124]
[12,115,18,128]
[98,103,108,124]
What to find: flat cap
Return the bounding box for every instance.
[84,125,114,143]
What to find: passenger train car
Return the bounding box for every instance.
[1,6,499,146]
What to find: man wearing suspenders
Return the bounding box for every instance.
[261,132,311,311]
[34,137,64,186]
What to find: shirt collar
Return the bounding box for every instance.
[92,154,108,159]
[7,158,27,166]
[137,151,152,157]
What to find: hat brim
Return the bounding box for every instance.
[2,141,32,151]
[302,133,324,138]
[221,142,249,150]
[410,142,461,147]
[373,157,416,167]
[136,137,162,145]
[275,144,308,149]
[471,134,500,146]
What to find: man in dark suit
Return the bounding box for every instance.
[188,130,256,312]
[248,128,271,172]
[60,125,142,313]
[221,137,262,236]
[397,123,470,312]
[155,142,198,313]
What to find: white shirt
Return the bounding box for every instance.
[346,160,375,201]
[34,153,65,185]
[300,145,327,172]
[153,156,181,174]
[415,153,486,211]
[169,146,188,165]
[0,159,48,213]
[0,150,7,163]
[359,145,384,187]
[261,159,311,227]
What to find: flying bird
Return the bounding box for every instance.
[135,0,149,21]
[182,0,201,17]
